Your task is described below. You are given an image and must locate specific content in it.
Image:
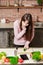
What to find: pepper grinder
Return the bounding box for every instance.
[14,47,18,56]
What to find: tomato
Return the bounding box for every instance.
[4,58,10,62]
[18,58,24,63]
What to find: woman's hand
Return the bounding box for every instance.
[24,44,29,49]
[24,41,30,49]
[22,25,26,30]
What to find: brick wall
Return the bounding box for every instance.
[0,0,43,22]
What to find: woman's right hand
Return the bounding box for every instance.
[22,26,26,30]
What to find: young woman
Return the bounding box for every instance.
[14,13,34,49]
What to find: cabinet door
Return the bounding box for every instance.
[0,31,8,48]
[30,28,43,47]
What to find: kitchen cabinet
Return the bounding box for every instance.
[0,22,43,48]
[0,22,14,48]
[30,28,43,47]
[0,31,8,48]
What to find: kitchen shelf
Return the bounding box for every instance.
[0,5,43,9]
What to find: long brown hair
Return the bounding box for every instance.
[20,13,33,41]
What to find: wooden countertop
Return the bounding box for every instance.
[0,22,43,29]
[0,22,13,28]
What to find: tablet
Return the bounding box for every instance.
[20,54,29,60]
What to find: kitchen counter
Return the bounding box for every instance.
[0,48,43,64]
[0,22,13,29]
[0,22,43,29]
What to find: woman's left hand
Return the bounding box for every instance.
[24,43,29,49]
[24,41,30,49]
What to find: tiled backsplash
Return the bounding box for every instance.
[0,0,43,22]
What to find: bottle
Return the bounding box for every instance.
[0,0,1,6]
[37,16,39,22]
[14,49,17,56]
[14,0,19,6]
[14,47,18,56]
[19,0,23,6]
[6,0,10,6]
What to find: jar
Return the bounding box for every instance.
[6,0,10,6]
[14,0,19,6]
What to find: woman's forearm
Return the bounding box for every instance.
[16,28,26,39]
[14,20,26,40]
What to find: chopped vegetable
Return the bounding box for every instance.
[24,48,27,51]
[18,58,24,63]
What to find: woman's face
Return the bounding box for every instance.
[22,20,29,27]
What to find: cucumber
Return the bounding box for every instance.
[24,48,27,51]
